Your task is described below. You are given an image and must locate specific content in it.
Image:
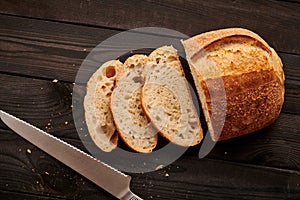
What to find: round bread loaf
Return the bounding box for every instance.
[183,28,284,141]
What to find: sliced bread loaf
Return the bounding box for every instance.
[141,46,203,146]
[111,55,158,153]
[183,28,284,141]
[84,60,124,152]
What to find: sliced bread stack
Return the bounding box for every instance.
[84,46,203,152]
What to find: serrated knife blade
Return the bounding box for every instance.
[0,110,142,200]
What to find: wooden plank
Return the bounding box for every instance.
[1,15,299,86]
[0,0,299,54]
[0,129,299,200]
[0,190,72,200]
[206,112,300,171]
[0,15,119,82]
[0,73,300,171]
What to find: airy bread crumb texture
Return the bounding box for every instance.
[84,60,123,152]
[142,46,203,146]
[111,55,158,153]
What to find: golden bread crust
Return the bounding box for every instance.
[184,28,272,59]
[202,70,284,141]
[183,28,285,141]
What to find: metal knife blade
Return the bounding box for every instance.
[0,110,142,200]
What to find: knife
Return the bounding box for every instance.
[0,110,142,200]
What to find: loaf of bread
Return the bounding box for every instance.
[182,28,285,141]
[111,55,158,153]
[84,60,124,152]
[141,46,203,146]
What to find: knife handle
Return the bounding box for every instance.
[121,191,143,200]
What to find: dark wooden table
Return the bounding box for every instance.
[0,1,299,199]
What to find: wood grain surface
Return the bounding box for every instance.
[0,0,299,199]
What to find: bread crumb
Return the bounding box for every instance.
[165,173,169,177]
[224,151,228,155]
[83,48,87,52]
[65,121,68,125]
[52,79,58,83]
[18,148,22,152]
[47,122,51,126]
[45,172,49,175]
[31,168,35,172]
[26,149,31,154]
[155,164,164,170]
[5,184,8,187]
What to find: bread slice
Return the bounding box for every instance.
[111,55,158,153]
[141,46,203,146]
[182,28,285,141]
[84,60,124,152]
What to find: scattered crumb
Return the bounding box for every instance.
[5,184,8,187]
[80,128,83,131]
[40,87,43,90]
[47,122,51,126]
[224,151,227,155]
[36,181,39,184]
[143,162,147,166]
[70,104,73,108]
[149,196,153,199]
[83,48,87,52]
[165,173,169,177]
[31,168,35,172]
[65,121,68,125]
[45,171,49,175]
[155,164,164,170]
[72,82,75,85]
[26,149,31,154]
[18,148,22,152]
[52,79,58,83]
